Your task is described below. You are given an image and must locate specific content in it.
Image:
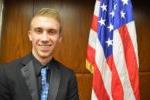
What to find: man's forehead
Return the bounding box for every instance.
[31,16,60,28]
[31,16,56,24]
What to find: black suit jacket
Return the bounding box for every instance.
[0,54,79,100]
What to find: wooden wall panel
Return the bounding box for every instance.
[133,1,150,99]
[0,0,33,63]
[76,74,93,100]
[140,73,150,100]
[135,8,150,72]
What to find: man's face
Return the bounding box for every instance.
[28,16,62,59]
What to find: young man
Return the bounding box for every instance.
[0,8,79,100]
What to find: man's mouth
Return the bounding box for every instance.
[39,44,52,49]
[39,44,52,46]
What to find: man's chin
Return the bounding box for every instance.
[38,53,52,59]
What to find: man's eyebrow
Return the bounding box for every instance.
[34,27,42,29]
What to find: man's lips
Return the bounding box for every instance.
[38,44,52,50]
[39,44,51,46]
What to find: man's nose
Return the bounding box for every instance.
[41,32,49,42]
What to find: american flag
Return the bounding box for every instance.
[86,0,140,100]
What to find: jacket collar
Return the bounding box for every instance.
[20,53,39,100]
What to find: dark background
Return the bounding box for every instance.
[0,0,150,99]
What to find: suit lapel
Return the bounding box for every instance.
[48,61,61,100]
[21,60,39,100]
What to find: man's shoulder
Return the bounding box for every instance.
[53,59,75,76]
[1,58,21,68]
[0,58,21,76]
[0,53,32,69]
[54,59,72,71]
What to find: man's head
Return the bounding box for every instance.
[28,8,62,62]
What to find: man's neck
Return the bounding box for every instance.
[32,51,52,65]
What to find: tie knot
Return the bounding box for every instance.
[40,67,48,81]
[41,67,47,75]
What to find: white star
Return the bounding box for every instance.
[107,24,114,32]
[110,10,115,18]
[120,10,126,18]
[99,18,106,26]
[114,4,117,10]
[101,3,107,11]
[106,38,113,47]
[121,0,128,5]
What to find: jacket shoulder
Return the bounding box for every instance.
[0,58,22,69]
[0,54,32,69]
[53,59,76,80]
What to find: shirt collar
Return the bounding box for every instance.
[32,55,54,76]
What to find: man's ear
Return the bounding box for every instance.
[59,36,63,43]
[28,31,32,41]
[58,31,63,42]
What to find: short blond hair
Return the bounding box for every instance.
[31,8,62,32]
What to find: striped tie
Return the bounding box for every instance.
[40,67,49,100]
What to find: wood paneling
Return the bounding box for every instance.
[140,72,150,100]
[134,1,150,99]
[135,8,150,72]
[76,74,93,100]
[0,0,33,63]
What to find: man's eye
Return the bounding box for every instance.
[34,28,42,33]
[48,29,57,35]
